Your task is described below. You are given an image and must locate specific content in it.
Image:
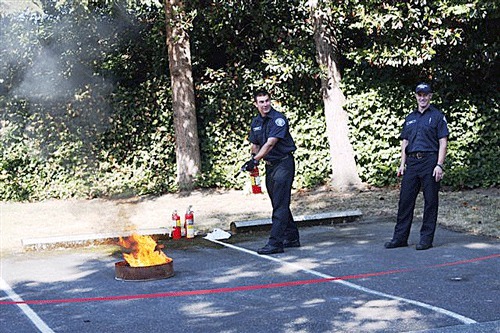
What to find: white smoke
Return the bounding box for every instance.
[0,3,141,158]
[12,48,74,100]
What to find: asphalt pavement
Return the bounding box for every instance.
[1,219,499,333]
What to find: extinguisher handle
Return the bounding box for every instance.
[241,158,258,172]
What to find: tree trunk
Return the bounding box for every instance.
[164,0,200,191]
[311,1,363,191]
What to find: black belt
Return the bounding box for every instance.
[264,153,293,166]
[407,152,436,159]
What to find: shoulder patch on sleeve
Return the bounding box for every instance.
[275,118,286,127]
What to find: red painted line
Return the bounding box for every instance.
[1,253,498,306]
[428,253,499,267]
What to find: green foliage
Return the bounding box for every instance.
[444,95,499,188]
[0,97,97,200]
[342,73,409,186]
[1,0,498,201]
[96,77,177,196]
[194,68,255,189]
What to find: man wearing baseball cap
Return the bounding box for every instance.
[385,82,449,250]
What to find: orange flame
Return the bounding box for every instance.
[118,233,172,267]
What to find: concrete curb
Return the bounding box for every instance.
[230,210,363,233]
[22,228,171,251]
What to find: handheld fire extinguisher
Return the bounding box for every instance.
[171,210,181,239]
[250,166,262,194]
[185,205,195,239]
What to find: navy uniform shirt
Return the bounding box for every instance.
[400,105,449,153]
[249,108,296,162]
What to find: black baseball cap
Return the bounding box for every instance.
[415,83,432,94]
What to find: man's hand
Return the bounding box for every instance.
[433,164,444,182]
[397,165,405,177]
[241,158,258,172]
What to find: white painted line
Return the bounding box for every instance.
[0,277,55,333]
[206,238,478,325]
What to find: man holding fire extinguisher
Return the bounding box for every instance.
[241,89,299,255]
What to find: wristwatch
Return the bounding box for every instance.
[436,164,444,171]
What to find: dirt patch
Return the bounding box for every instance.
[437,187,499,237]
[291,185,499,239]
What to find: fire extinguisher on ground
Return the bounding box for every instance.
[185,205,195,239]
[171,210,181,239]
[250,166,262,194]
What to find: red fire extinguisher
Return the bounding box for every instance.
[250,166,262,194]
[185,205,194,239]
[171,210,181,239]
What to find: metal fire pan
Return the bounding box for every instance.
[115,261,174,281]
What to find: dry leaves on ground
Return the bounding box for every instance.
[290,186,499,238]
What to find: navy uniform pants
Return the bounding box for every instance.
[393,153,440,245]
[265,154,299,248]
